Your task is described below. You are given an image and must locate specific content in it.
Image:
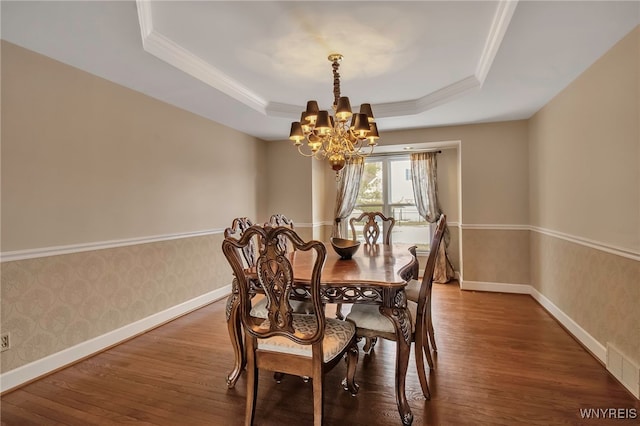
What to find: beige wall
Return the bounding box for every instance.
[1,41,266,251]
[378,120,529,225]
[264,139,313,227]
[375,121,530,282]
[1,41,264,372]
[529,26,640,365]
[529,28,639,253]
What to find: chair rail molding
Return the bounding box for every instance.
[460,224,640,261]
[0,229,225,262]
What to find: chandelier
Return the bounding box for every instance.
[289,54,379,175]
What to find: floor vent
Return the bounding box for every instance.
[607,343,640,399]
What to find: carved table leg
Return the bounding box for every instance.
[225,280,245,388]
[382,305,414,426]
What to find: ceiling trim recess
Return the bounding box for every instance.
[136,0,518,120]
[135,0,268,114]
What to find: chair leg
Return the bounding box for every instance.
[312,364,324,426]
[424,338,435,370]
[427,313,438,352]
[245,340,258,426]
[226,294,245,389]
[420,307,435,368]
[413,335,431,399]
[363,337,378,353]
[342,341,360,396]
[427,308,437,353]
[335,303,344,320]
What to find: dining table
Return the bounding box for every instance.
[225,241,419,425]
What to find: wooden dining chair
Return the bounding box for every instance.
[268,213,295,253]
[224,217,258,387]
[224,217,257,268]
[222,225,359,426]
[345,214,447,399]
[254,214,314,318]
[336,211,396,319]
[349,211,396,244]
[403,214,447,367]
[224,217,316,388]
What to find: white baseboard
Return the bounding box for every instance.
[528,287,607,363]
[0,284,232,393]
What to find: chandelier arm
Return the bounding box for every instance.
[297,141,327,159]
[296,144,315,158]
[289,53,377,175]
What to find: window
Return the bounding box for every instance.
[348,156,431,251]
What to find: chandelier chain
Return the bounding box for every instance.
[332,58,341,107]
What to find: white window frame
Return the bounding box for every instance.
[348,154,432,251]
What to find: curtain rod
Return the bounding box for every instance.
[369,149,442,158]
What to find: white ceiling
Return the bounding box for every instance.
[2,1,639,141]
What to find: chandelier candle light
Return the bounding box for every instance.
[289,54,379,175]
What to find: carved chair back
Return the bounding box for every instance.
[222,225,327,343]
[224,217,256,268]
[267,214,295,254]
[349,211,395,245]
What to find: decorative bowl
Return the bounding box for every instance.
[330,238,361,260]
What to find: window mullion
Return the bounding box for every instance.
[382,158,390,216]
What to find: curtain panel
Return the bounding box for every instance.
[410,152,455,283]
[333,157,365,238]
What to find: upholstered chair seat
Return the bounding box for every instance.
[404,279,421,303]
[258,315,356,362]
[346,302,418,334]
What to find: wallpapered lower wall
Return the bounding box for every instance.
[0,234,231,373]
[461,229,530,285]
[530,232,640,367]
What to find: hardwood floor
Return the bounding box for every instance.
[2,283,637,425]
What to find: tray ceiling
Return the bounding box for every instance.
[2,1,639,141]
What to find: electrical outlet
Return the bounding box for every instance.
[1,333,10,352]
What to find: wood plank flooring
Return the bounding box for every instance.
[2,283,638,425]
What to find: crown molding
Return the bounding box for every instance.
[265,101,304,118]
[135,0,517,121]
[135,0,153,39]
[476,0,519,84]
[414,75,481,113]
[135,1,267,114]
